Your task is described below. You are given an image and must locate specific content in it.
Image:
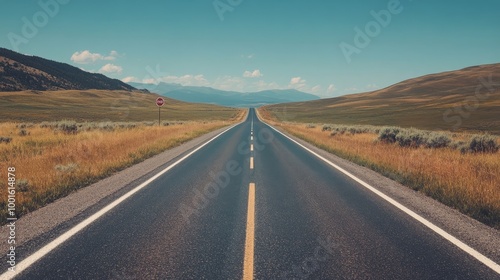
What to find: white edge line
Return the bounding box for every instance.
[0,123,241,280]
[260,117,500,275]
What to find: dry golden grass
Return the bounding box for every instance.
[0,111,245,220]
[258,109,500,229]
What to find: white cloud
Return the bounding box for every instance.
[134,71,296,93]
[70,50,118,64]
[213,76,246,91]
[243,69,263,78]
[99,63,123,74]
[142,78,157,84]
[345,87,359,93]
[311,85,322,93]
[365,84,378,90]
[143,74,210,87]
[241,54,255,59]
[288,76,307,90]
[327,84,336,94]
[122,76,137,83]
[252,80,282,92]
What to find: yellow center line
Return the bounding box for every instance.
[243,183,255,280]
[250,144,254,151]
[250,157,254,169]
[251,136,253,141]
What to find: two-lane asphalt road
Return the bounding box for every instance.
[3,109,499,279]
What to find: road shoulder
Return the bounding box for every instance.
[265,122,500,264]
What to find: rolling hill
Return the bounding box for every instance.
[0,90,240,122]
[130,82,320,107]
[0,48,135,91]
[263,63,500,134]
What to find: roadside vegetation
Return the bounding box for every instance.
[0,111,245,222]
[258,108,500,229]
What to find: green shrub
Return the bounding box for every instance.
[39,121,53,128]
[16,123,34,129]
[143,121,156,126]
[0,137,12,144]
[378,127,401,144]
[18,129,30,136]
[396,129,428,148]
[97,122,116,131]
[322,124,333,131]
[17,179,29,192]
[118,122,137,129]
[55,163,79,173]
[465,134,499,154]
[425,132,452,149]
[335,126,348,134]
[57,120,78,134]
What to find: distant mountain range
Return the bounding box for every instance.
[0,48,135,91]
[0,47,318,107]
[128,82,320,107]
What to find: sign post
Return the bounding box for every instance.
[156,97,165,126]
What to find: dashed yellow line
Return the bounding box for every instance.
[250,157,254,170]
[243,183,255,280]
[250,144,254,151]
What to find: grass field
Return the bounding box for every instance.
[0,90,239,122]
[258,108,500,229]
[0,113,245,222]
[0,90,245,222]
[264,93,500,134]
[264,64,500,134]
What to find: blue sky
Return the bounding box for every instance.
[1,0,499,97]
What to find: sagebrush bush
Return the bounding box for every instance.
[306,124,316,129]
[18,129,30,136]
[464,134,499,154]
[118,122,137,129]
[378,127,401,144]
[0,136,12,144]
[97,122,116,131]
[16,123,34,129]
[396,129,428,148]
[323,124,379,135]
[425,132,452,149]
[55,163,79,172]
[41,121,150,132]
[57,120,79,134]
[143,121,156,126]
[16,179,29,192]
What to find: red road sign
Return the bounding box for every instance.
[156,97,165,107]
